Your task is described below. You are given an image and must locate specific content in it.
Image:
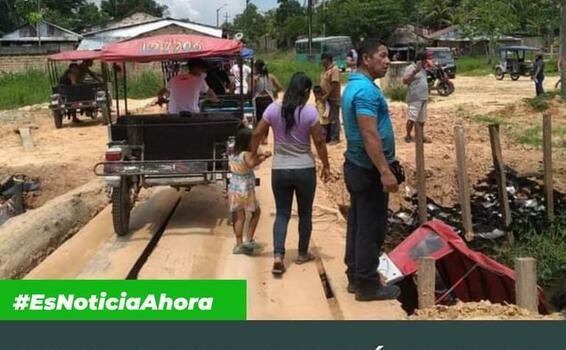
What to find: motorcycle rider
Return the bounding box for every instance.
[402,51,433,143]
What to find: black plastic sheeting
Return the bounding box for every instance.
[388,168,566,241]
[0,175,40,225]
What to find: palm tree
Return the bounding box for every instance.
[419,0,456,30]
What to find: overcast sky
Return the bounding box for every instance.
[90,0,279,27]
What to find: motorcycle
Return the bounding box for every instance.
[427,64,455,97]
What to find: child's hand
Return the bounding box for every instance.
[262,151,272,158]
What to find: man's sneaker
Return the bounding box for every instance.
[347,283,356,294]
[355,285,401,302]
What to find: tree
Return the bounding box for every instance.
[231,4,266,46]
[325,0,404,43]
[419,0,458,30]
[100,0,167,20]
[457,0,517,62]
[0,0,19,35]
[275,0,305,48]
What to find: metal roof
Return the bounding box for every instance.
[78,19,222,51]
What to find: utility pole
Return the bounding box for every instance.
[224,13,229,25]
[216,4,226,27]
[37,0,41,47]
[561,0,566,97]
[308,0,313,61]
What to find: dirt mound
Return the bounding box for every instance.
[410,301,564,320]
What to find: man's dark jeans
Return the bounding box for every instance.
[328,101,341,142]
[271,168,317,256]
[343,159,389,292]
[536,76,545,96]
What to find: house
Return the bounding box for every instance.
[0,20,81,53]
[389,25,430,48]
[427,25,522,56]
[78,12,223,51]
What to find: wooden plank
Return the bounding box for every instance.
[139,164,335,320]
[488,124,513,244]
[18,127,34,151]
[515,257,538,313]
[454,126,474,242]
[25,188,179,279]
[415,123,427,225]
[417,257,435,310]
[543,113,554,222]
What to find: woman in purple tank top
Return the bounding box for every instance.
[251,72,331,276]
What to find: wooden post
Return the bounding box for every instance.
[415,123,427,225]
[560,0,566,98]
[418,257,435,310]
[543,113,554,223]
[454,126,474,242]
[488,124,513,245]
[515,257,538,313]
[18,128,34,151]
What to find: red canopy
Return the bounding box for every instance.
[101,34,243,62]
[388,220,548,314]
[48,50,102,61]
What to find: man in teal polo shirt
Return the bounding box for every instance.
[342,39,401,302]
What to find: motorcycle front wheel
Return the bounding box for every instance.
[437,81,454,96]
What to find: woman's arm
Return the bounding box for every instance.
[310,123,331,182]
[270,74,284,93]
[244,151,272,168]
[251,119,270,155]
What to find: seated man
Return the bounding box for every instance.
[77,60,102,83]
[206,62,231,96]
[157,58,220,114]
[59,63,79,85]
[59,63,82,123]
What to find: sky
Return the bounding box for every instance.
[90,0,279,27]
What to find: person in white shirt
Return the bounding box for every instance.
[157,58,219,114]
[230,56,252,95]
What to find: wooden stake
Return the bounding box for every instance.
[488,124,513,245]
[454,126,474,242]
[415,123,427,225]
[515,257,538,313]
[543,113,554,223]
[18,128,34,151]
[417,257,435,310]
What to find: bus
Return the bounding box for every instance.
[295,36,354,71]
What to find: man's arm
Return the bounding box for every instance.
[323,81,340,101]
[206,88,220,103]
[357,116,398,193]
[87,69,102,82]
[310,123,331,182]
[402,62,422,85]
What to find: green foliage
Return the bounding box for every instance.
[522,94,552,112]
[258,51,322,88]
[231,4,267,47]
[419,0,458,30]
[0,70,50,110]
[469,114,507,125]
[325,0,405,43]
[111,70,163,100]
[456,56,493,76]
[516,123,566,149]
[384,86,408,102]
[456,0,518,62]
[496,216,566,287]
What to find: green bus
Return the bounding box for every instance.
[295,36,354,71]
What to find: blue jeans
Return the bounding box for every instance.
[343,159,389,291]
[271,168,317,256]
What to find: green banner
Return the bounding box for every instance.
[0,280,246,320]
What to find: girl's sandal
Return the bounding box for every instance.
[295,253,316,265]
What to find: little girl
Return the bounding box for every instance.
[229,127,271,255]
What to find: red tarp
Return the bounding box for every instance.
[48,50,102,61]
[101,34,243,62]
[389,220,548,313]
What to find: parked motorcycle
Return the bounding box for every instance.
[427,64,455,96]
